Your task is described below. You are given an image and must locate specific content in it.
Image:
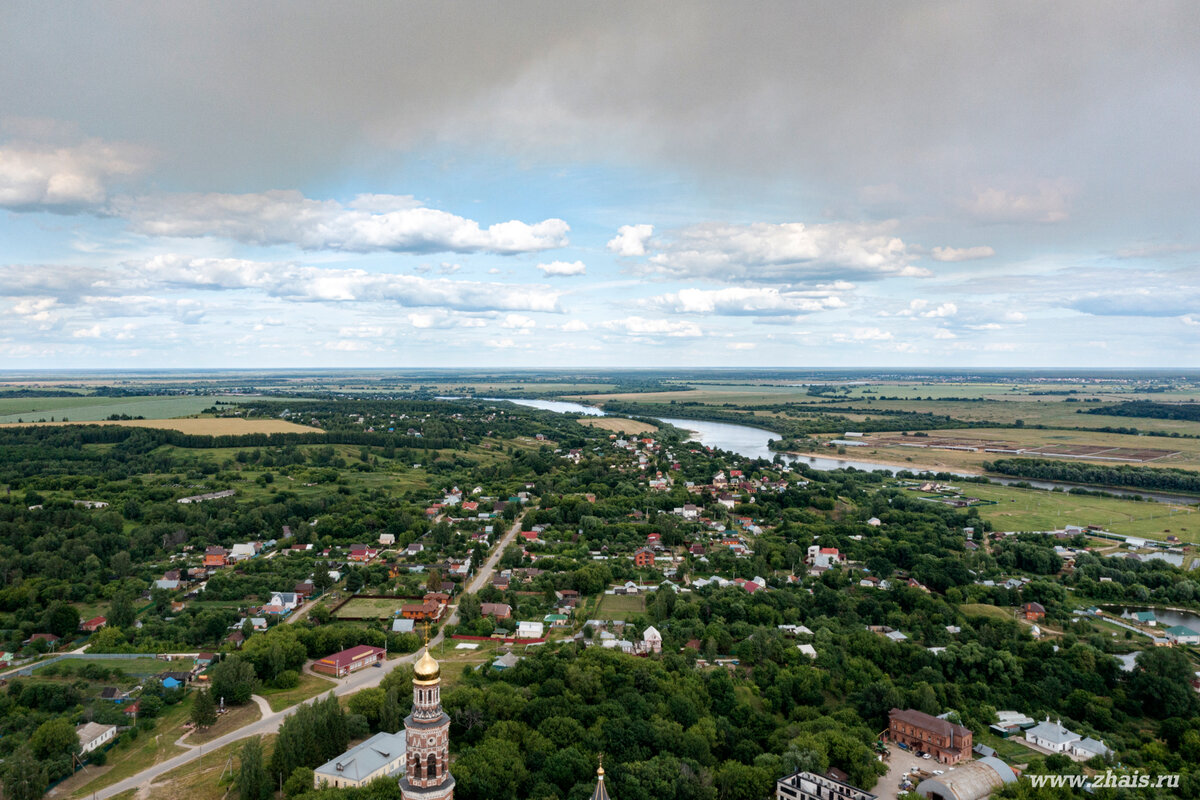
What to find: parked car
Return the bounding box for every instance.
[922,753,932,760]
[897,742,909,750]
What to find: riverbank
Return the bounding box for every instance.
[782,446,977,476]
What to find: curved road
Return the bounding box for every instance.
[90,513,526,799]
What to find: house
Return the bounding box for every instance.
[1133,610,1157,626]
[203,546,228,568]
[1024,717,1079,753]
[887,708,972,764]
[391,619,415,634]
[154,579,181,591]
[717,494,736,509]
[775,770,876,800]
[379,533,396,546]
[807,546,842,569]
[517,621,544,639]
[225,631,245,648]
[313,731,406,789]
[1023,602,1046,621]
[249,617,268,631]
[642,625,662,654]
[481,603,512,620]
[796,644,817,659]
[99,687,128,702]
[544,613,570,628]
[866,517,882,527]
[77,722,117,754]
[348,545,379,562]
[195,652,215,668]
[159,670,193,685]
[1165,625,1200,645]
[80,616,107,633]
[401,601,442,621]
[270,592,302,612]
[492,652,521,670]
[162,676,183,690]
[229,542,259,561]
[123,699,141,718]
[633,548,656,568]
[294,581,315,598]
[312,644,386,677]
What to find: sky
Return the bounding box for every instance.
[1,1,1199,370]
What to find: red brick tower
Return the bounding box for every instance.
[399,648,455,800]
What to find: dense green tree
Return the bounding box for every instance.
[1,746,48,800]
[192,688,217,728]
[238,736,272,800]
[31,718,80,761]
[211,656,259,705]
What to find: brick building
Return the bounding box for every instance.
[888,708,972,764]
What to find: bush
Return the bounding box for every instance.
[273,670,300,690]
[90,749,107,766]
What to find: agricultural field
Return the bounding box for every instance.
[578,417,659,435]
[818,427,1200,472]
[0,417,321,434]
[905,482,1200,543]
[0,395,221,423]
[595,593,647,619]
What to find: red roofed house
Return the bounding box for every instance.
[80,616,107,633]
[633,548,656,568]
[481,602,512,619]
[348,545,378,562]
[401,601,442,621]
[1023,602,1046,621]
[203,546,228,568]
[312,644,386,678]
[647,533,662,545]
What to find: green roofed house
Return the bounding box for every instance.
[1133,611,1157,626]
[1165,625,1200,645]
[544,613,570,627]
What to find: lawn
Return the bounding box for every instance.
[70,696,193,798]
[975,730,1040,765]
[933,482,1200,543]
[333,596,415,619]
[596,593,647,619]
[143,734,278,800]
[182,700,262,745]
[259,672,336,712]
[959,604,1016,622]
[1,416,319,434]
[39,656,187,677]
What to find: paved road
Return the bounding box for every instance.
[91,512,527,798]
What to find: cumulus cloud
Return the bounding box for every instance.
[964,182,1071,224]
[833,327,893,342]
[933,328,957,339]
[930,245,995,262]
[635,221,925,282]
[135,255,563,312]
[607,224,654,257]
[645,287,845,316]
[560,319,589,332]
[112,190,570,254]
[891,299,957,318]
[537,260,587,276]
[0,139,146,211]
[602,316,702,338]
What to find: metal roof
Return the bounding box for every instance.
[314,731,406,783]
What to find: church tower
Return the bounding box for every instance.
[590,759,611,800]
[399,648,455,800]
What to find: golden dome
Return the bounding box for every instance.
[414,647,440,681]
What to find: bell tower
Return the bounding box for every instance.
[399,647,455,800]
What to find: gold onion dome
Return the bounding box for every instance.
[414,647,440,681]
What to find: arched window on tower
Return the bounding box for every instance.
[427,753,437,779]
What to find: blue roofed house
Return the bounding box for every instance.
[162,677,182,689]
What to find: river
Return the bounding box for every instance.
[458,397,1199,504]
[1103,606,1200,631]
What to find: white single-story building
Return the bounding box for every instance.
[77,722,117,754]
[314,731,406,789]
[517,621,544,639]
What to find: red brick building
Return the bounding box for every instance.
[312,645,385,677]
[633,548,656,568]
[1023,602,1046,621]
[887,708,972,764]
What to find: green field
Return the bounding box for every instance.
[595,593,647,619]
[923,482,1200,542]
[0,395,222,423]
[959,603,1016,621]
[39,656,186,676]
[333,596,413,618]
[259,672,336,712]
